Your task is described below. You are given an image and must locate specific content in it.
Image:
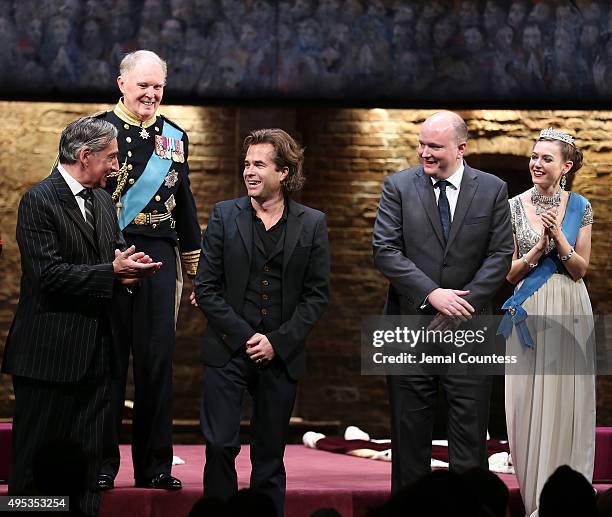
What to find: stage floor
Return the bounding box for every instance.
[2,445,610,516]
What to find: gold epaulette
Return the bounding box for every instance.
[89,110,109,118]
[160,113,184,132]
[181,249,200,277]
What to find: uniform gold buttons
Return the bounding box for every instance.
[152,224,157,229]
[261,309,268,316]
[126,136,132,143]
[124,124,129,130]
[127,164,133,170]
[128,178,135,185]
[127,151,132,157]
[155,195,161,201]
[155,127,160,132]
[262,280,269,287]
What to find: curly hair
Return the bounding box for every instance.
[243,128,305,194]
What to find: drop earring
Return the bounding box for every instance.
[560,174,567,190]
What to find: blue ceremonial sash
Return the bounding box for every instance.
[118,122,183,230]
[497,193,588,349]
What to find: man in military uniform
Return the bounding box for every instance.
[98,50,200,490]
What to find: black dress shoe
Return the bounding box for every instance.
[137,473,182,490]
[98,474,114,491]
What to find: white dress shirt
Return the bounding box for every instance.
[420,162,465,309]
[57,163,88,220]
[430,163,464,221]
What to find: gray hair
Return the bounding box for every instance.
[58,117,118,165]
[119,49,167,83]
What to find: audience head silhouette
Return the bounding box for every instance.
[538,465,597,517]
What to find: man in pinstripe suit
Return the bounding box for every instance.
[2,117,161,516]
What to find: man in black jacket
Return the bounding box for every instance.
[195,128,330,517]
[2,116,160,515]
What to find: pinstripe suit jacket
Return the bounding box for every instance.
[2,168,125,382]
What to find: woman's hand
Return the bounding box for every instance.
[533,226,548,253]
[541,208,561,242]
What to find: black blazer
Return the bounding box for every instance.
[195,197,330,380]
[2,169,125,382]
[373,164,514,315]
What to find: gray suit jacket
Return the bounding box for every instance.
[2,168,125,382]
[372,164,514,315]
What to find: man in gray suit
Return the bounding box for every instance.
[2,116,161,516]
[372,111,514,491]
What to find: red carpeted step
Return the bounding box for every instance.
[1,426,611,516]
[594,427,612,482]
[1,444,611,517]
[0,423,11,483]
[1,425,612,481]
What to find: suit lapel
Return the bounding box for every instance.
[446,166,478,251]
[93,189,112,261]
[51,169,98,251]
[414,168,445,247]
[236,197,303,274]
[283,199,304,273]
[235,197,253,265]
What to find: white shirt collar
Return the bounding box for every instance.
[57,163,86,196]
[430,162,465,190]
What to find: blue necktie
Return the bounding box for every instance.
[436,180,451,242]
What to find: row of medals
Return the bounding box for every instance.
[153,133,185,163]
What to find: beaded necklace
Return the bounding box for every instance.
[530,186,561,215]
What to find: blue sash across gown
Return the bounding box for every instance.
[497,193,588,349]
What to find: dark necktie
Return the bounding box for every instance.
[435,180,451,242]
[78,188,96,233]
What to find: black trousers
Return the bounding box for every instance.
[387,374,493,492]
[101,236,177,482]
[201,351,297,517]
[9,337,111,517]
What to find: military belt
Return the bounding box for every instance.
[132,211,174,227]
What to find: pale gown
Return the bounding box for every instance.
[505,193,596,517]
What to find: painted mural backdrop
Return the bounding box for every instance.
[1,0,611,102]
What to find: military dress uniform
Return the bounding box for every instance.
[98,100,200,485]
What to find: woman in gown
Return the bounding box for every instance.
[501,128,595,517]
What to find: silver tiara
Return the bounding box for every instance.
[539,127,575,146]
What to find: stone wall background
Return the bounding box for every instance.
[0,103,610,439]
